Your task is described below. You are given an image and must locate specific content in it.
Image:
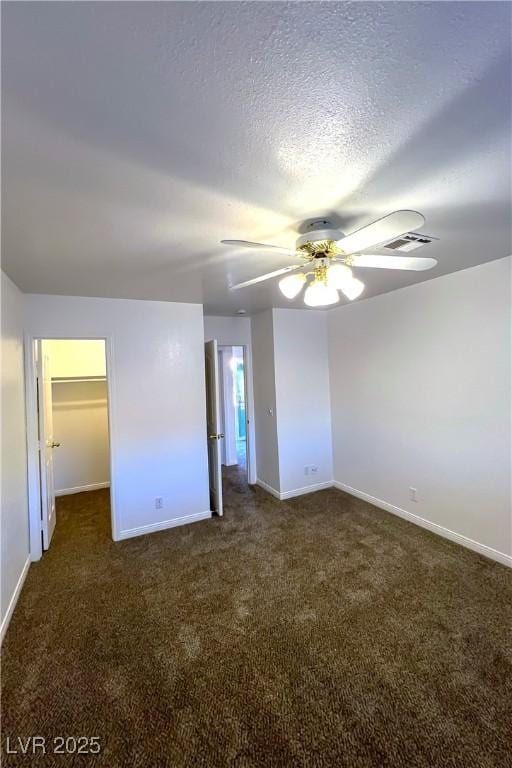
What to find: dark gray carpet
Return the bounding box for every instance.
[2,468,511,767]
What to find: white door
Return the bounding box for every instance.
[205,340,223,516]
[37,342,58,549]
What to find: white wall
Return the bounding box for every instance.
[273,309,333,497]
[1,272,30,641]
[43,339,106,378]
[251,308,333,499]
[52,379,110,495]
[328,257,512,564]
[251,310,280,492]
[26,295,210,540]
[204,315,256,483]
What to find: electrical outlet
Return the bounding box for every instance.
[310,465,318,475]
[304,466,310,476]
[155,497,163,509]
[409,487,418,502]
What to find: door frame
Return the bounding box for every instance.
[214,343,253,484]
[217,346,237,467]
[37,342,57,549]
[240,345,252,482]
[25,334,118,561]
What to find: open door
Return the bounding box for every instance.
[36,342,59,549]
[205,340,224,516]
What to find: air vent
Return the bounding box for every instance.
[384,232,438,252]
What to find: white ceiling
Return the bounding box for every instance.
[2,2,511,315]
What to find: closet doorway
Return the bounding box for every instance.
[29,338,113,555]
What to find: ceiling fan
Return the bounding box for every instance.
[221,210,437,307]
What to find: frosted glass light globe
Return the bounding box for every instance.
[341,277,364,300]
[279,273,306,299]
[327,263,353,289]
[304,281,339,307]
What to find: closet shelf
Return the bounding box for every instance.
[52,376,107,383]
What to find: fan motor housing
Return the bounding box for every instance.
[295,220,344,251]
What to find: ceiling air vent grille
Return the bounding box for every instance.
[384,232,438,252]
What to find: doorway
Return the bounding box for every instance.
[218,346,247,481]
[204,341,250,517]
[29,338,113,555]
[218,346,247,477]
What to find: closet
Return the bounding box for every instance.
[43,340,110,496]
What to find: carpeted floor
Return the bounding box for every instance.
[2,468,511,767]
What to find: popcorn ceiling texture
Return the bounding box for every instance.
[2,2,510,312]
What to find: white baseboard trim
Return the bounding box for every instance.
[280,481,333,500]
[256,478,281,499]
[256,478,333,501]
[55,481,110,497]
[1,557,31,645]
[118,510,212,541]
[333,481,512,568]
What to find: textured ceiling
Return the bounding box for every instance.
[2,1,511,314]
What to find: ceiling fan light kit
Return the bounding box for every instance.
[281,260,365,306]
[223,210,438,308]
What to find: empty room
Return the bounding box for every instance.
[1,2,511,767]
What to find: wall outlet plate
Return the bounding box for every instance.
[409,487,418,502]
[155,497,163,509]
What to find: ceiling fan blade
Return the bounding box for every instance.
[221,239,296,256]
[336,211,426,255]
[230,265,302,291]
[350,254,437,271]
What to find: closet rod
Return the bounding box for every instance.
[52,377,107,383]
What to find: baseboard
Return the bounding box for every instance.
[1,557,30,645]
[256,478,281,499]
[118,510,211,541]
[55,481,110,497]
[256,478,333,501]
[333,481,512,568]
[280,480,333,500]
